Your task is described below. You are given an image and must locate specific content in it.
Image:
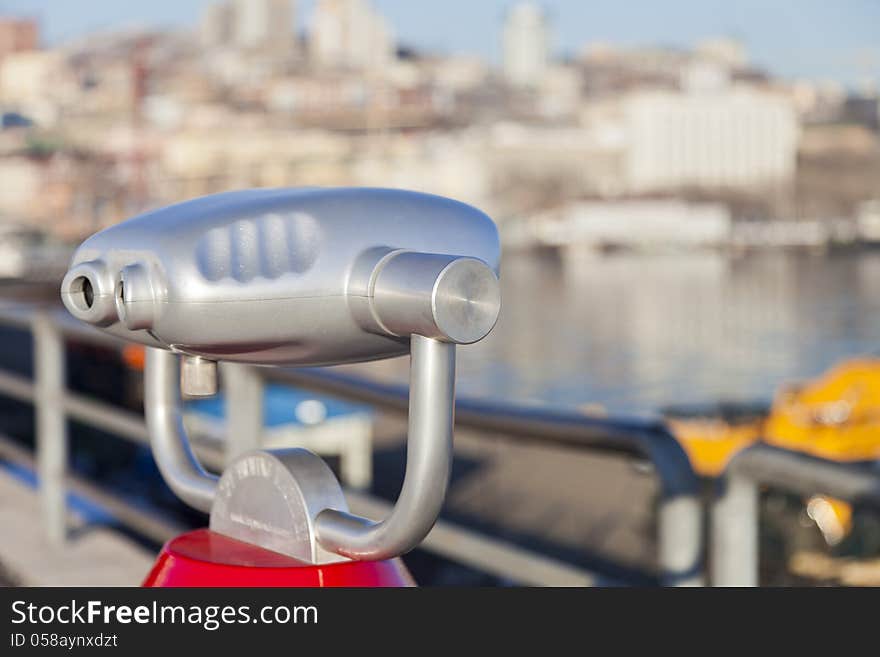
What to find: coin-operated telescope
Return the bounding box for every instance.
[61,187,501,586]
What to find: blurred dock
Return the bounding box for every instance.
[371,413,658,580]
[0,440,154,586]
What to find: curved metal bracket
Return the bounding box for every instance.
[315,335,455,560]
[143,335,455,562]
[145,347,217,513]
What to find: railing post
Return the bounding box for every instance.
[710,474,759,586]
[33,312,67,546]
[341,426,372,490]
[657,494,703,586]
[222,363,263,464]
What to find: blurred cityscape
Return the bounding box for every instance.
[0,0,877,283]
[0,1,880,588]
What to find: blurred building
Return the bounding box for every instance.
[680,58,732,94]
[423,56,489,94]
[842,93,880,131]
[0,50,75,127]
[351,131,492,211]
[200,2,234,49]
[309,0,394,72]
[234,0,295,54]
[502,2,549,89]
[0,155,44,220]
[0,148,124,239]
[857,200,880,242]
[529,199,732,251]
[789,80,847,123]
[488,122,624,203]
[799,123,878,157]
[0,17,38,62]
[695,37,748,70]
[0,4,870,244]
[159,126,354,198]
[579,44,688,95]
[537,63,582,118]
[583,83,799,193]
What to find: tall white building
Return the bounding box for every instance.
[200,2,234,48]
[233,0,295,53]
[620,87,799,192]
[309,0,394,72]
[502,2,549,88]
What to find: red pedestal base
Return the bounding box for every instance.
[143,529,414,587]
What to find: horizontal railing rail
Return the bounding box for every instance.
[0,435,189,547]
[711,443,880,586]
[265,367,705,584]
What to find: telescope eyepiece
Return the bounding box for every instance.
[114,263,158,330]
[61,260,117,327]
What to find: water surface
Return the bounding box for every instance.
[451,249,880,415]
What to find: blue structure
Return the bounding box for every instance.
[185,384,375,489]
[186,383,373,430]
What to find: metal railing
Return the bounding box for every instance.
[0,302,706,586]
[9,301,880,586]
[266,367,705,585]
[711,443,880,586]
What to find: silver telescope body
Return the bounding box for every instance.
[60,187,501,564]
[61,187,500,364]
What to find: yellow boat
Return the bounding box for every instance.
[765,358,880,463]
[668,358,880,548]
[669,357,880,477]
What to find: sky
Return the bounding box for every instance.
[0,0,878,88]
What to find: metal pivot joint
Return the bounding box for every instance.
[63,188,501,564]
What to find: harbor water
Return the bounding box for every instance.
[451,249,880,415]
